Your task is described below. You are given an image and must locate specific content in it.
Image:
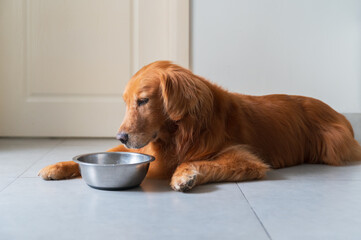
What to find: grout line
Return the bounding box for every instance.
[0,178,19,194]
[236,183,273,240]
[16,139,66,178]
[0,139,66,194]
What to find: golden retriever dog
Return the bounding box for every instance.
[39,61,361,191]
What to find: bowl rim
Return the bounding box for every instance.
[72,152,155,166]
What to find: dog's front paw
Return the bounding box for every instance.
[38,162,80,180]
[170,166,198,192]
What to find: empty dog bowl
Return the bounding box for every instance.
[73,152,155,190]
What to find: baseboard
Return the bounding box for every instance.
[343,113,361,143]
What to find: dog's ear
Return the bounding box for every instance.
[160,68,213,122]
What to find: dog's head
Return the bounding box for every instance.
[117,61,213,149]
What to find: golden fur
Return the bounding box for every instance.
[39,61,361,191]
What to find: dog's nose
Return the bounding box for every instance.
[116,132,129,144]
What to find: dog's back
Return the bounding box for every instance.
[228,93,361,168]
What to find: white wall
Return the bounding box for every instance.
[191,0,361,113]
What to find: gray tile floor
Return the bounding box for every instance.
[1,138,361,240]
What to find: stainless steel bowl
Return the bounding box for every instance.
[73,152,155,190]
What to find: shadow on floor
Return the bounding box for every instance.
[263,162,361,181]
[128,178,219,194]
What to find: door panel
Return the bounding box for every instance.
[0,0,189,137]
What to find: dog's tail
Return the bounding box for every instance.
[318,120,361,166]
[349,139,361,162]
[344,116,361,163]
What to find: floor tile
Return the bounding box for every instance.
[60,138,119,147]
[6,138,361,240]
[238,180,361,240]
[22,139,121,178]
[0,177,16,192]
[265,163,361,181]
[0,178,269,240]
[0,138,62,158]
[0,138,62,177]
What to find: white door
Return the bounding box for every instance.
[0,0,189,137]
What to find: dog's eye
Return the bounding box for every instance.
[137,98,149,107]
